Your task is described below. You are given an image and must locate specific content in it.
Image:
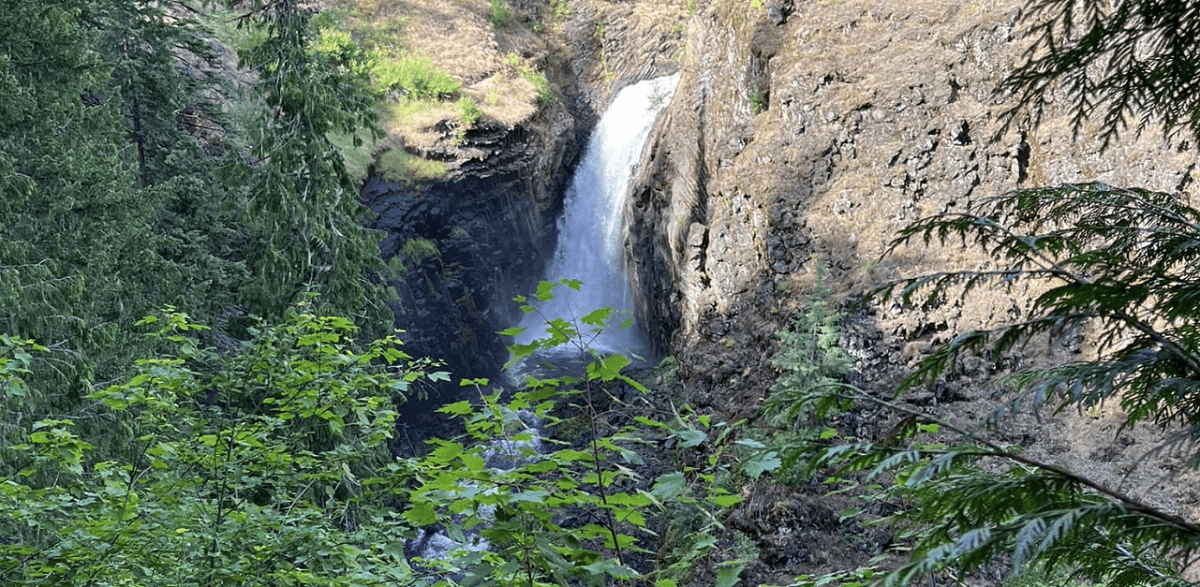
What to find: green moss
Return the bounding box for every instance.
[376,149,447,184]
[400,237,440,264]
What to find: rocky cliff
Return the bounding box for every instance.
[362,96,578,379]
[358,0,691,380]
[626,0,1198,414]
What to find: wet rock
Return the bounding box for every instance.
[363,99,580,384]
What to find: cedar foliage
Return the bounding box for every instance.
[1004,0,1200,148]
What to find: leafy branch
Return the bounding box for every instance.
[1002,0,1200,149]
[836,181,1200,587]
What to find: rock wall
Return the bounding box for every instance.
[626,0,1198,414]
[362,96,579,380]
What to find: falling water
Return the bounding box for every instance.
[406,75,680,569]
[511,75,679,367]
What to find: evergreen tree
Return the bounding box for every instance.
[219,0,389,332]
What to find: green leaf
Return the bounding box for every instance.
[461,452,485,471]
[716,562,744,587]
[403,501,437,526]
[739,451,782,479]
[507,342,539,364]
[674,427,707,448]
[581,307,612,326]
[651,472,687,500]
[713,494,742,508]
[587,353,632,381]
[429,441,463,463]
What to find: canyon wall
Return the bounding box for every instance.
[625,0,1198,414]
[362,95,578,377]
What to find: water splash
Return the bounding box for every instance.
[511,75,679,368]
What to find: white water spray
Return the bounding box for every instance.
[512,75,679,364]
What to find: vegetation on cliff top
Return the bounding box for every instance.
[313,0,557,184]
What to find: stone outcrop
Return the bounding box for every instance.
[625,0,1198,414]
[362,96,579,380]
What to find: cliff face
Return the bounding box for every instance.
[626,0,1198,413]
[362,95,579,378]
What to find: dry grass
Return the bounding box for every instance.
[318,0,549,156]
[468,73,539,127]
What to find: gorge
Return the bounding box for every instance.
[374,0,1200,581]
[4,0,1200,585]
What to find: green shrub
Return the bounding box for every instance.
[524,69,553,104]
[490,0,513,27]
[506,53,554,104]
[372,54,460,99]
[748,82,768,114]
[456,96,482,128]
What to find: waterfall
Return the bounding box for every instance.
[406,75,680,572]
[511,74,679,367]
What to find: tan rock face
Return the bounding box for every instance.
[624,0,1198,413]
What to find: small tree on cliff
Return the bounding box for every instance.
[793,2,1200,586]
